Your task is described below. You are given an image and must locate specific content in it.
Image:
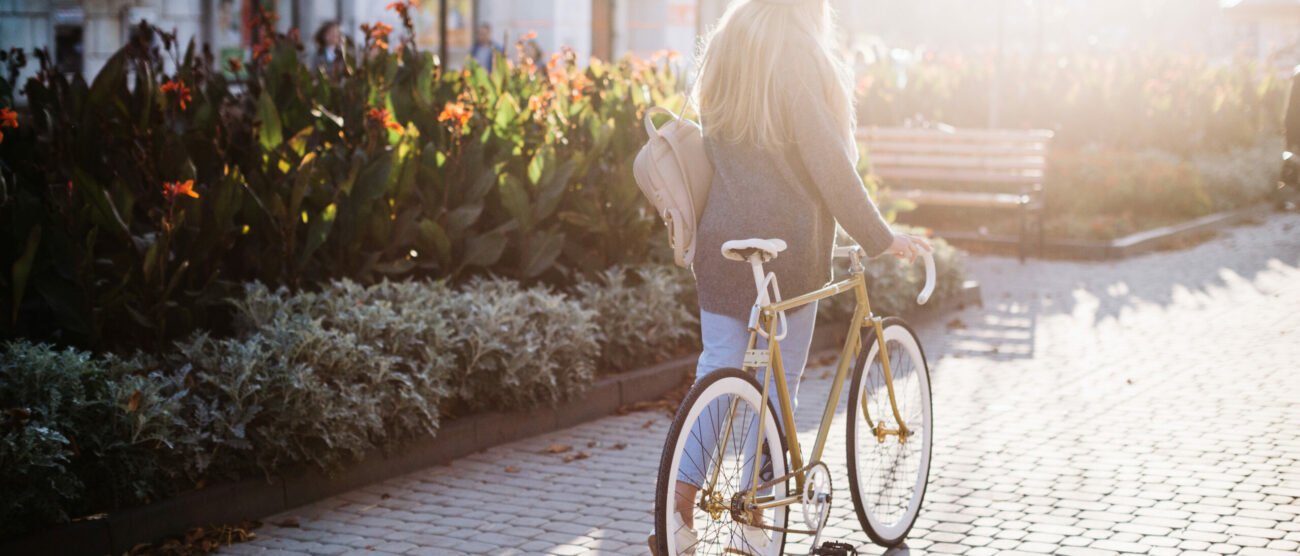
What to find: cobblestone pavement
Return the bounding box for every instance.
[220,212,1300,556]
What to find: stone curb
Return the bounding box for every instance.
[1,283,980,555]
[936,203,1268,260]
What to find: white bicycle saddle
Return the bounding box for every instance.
[721,238,787,262]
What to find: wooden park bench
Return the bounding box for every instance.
[858,126,1054,261]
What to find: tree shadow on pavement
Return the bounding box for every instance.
[964,212,1300,328]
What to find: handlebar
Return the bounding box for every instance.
[833,245,937,306]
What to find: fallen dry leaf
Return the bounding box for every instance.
[127,389,143,412]
[563,452,592,463]
[642,420,655,428]
[609,443,627,450]
[946,318,967,329]
[273,518,300,528]
[505,465,520,473]
[545,443,572,454]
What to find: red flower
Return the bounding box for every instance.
[367,108,404,132]
[160,80,192,110]
[227,57,243,72]
[437,102,473,127]
[252,36,273,63]
[163,180,199,202]
[0,107,16,144]
[521,31,537,41]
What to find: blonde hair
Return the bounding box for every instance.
[692,0,856,155]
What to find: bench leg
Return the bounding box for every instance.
[1018,203,1028,263]
[1036,209,1046,258]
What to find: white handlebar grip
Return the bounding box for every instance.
[917,252,936,305]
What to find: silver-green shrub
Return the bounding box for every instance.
[0,342,186,537]
[446,278,599,411]
[575,264,700,373]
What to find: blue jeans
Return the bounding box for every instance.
[676,301,818,488]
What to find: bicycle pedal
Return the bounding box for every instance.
[812,541,858,556]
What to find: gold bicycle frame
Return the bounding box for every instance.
[700,261,913,519]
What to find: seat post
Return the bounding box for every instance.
[748,254,768,302]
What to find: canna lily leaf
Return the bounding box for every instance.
[11,226,41,324]
[462,229,507,269]
[298,203,337,269]
[256,91,283,150]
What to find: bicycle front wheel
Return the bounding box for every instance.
[654,368,789,556]
[846,317,933,547]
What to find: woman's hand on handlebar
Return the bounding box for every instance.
[886,232,933,264]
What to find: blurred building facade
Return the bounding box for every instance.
[0,0,703,90]
[1,0,1295,87]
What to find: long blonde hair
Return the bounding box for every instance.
[692,0,856,155]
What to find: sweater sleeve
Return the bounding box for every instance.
[789,97,896,258]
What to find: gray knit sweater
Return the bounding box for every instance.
[693,95,895,320]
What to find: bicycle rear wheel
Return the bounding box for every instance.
[846,317,933,547]
[653,368,789,556]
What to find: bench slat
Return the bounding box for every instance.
[858,126,1055,142]
[873,167,1045,184]
[868,154,1047,170]
[863,142,1050,157]
[890,189,1029,207]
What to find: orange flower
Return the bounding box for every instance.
[370,22,394,39]
[438,102,472,127]
[163,180,199,202]
[160,80,192,110]
[367,108,404,132]
[570,73,593,91]
[227,57,242,72]
[527,94,546,113]
[521,31,537,40]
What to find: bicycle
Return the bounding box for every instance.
[652,238,936,555]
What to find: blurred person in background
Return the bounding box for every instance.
[312,21,345,74]
[470,23,502,71]
[523,39,548,81]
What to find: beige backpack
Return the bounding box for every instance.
[633,107,714,267]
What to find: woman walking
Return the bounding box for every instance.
[649,0,930,554]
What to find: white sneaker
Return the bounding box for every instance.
[647,512,698,555]
[727,524,770,555]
